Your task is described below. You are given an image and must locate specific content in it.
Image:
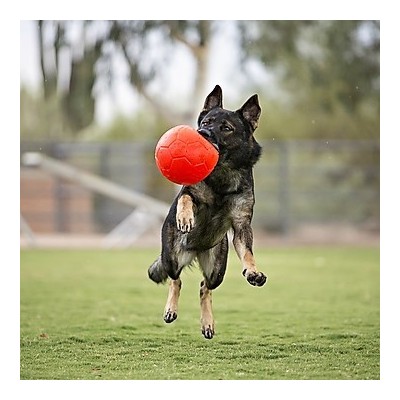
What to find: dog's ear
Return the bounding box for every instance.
[237,94,261,132]
[198,85,223,127]
[202,85,223,112]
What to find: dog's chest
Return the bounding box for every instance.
[185,194,251,251]
[205,167,243,195]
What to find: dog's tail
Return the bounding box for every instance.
[148,256,169,284]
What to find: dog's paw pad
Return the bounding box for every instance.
[201,325,214,339]
[245,271,267,287]
[164,310,177,323]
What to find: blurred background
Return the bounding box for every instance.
[20,20,380,248]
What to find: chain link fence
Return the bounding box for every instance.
[20,139,379,237]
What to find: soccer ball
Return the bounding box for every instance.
[155,125,219,185]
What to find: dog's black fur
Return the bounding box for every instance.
[148,85,267,339]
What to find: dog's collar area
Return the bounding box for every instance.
[205,185,242,196]
[220,190,241,196]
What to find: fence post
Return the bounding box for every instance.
[50,142,67,233]
[278,141,290,235]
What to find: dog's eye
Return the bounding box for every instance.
[222,125,233,133]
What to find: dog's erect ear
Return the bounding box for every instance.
[197,85,223,127]
[202,85,223,112]
[237,94,261,132]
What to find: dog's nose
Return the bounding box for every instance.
[198,128,212,138]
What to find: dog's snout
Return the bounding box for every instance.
[198,128,219,152]
[198,128,212,138]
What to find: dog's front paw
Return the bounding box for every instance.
[176,211,194,233]
[242,269,267,287]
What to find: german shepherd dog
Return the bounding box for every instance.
[148,85,267,339]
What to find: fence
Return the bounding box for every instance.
[20,139,379,236]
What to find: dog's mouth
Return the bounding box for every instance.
[198,128,219,151]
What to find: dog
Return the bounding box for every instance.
[148,85,267,339]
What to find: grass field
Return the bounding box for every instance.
[20,246,379,380]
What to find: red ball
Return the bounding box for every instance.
[155,125,219,185]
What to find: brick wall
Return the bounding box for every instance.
[20,168,97,233]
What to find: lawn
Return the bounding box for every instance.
[20,246,379,380]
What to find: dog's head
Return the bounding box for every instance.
[197,85,262,168]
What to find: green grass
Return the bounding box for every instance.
[20,246,379,380]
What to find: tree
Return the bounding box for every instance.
[237,20,380,139]
[106,20,214,125]
[31,20,379,140]
[35,20,215,134]
[38,20,102,133]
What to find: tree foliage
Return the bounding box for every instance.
[108,20,213,124]
[37,21,103,134]
[238,20,380,139]
[22,20,379,141]
[31,20,214,137]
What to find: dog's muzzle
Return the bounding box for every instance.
[198,128,219,151]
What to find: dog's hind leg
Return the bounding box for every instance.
[197,234,229,339]
[198,234,229,290]
[158,246,195,323]
[164,278,182,323]
[199,280,214,339]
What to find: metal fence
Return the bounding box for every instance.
[20,139,379,236]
